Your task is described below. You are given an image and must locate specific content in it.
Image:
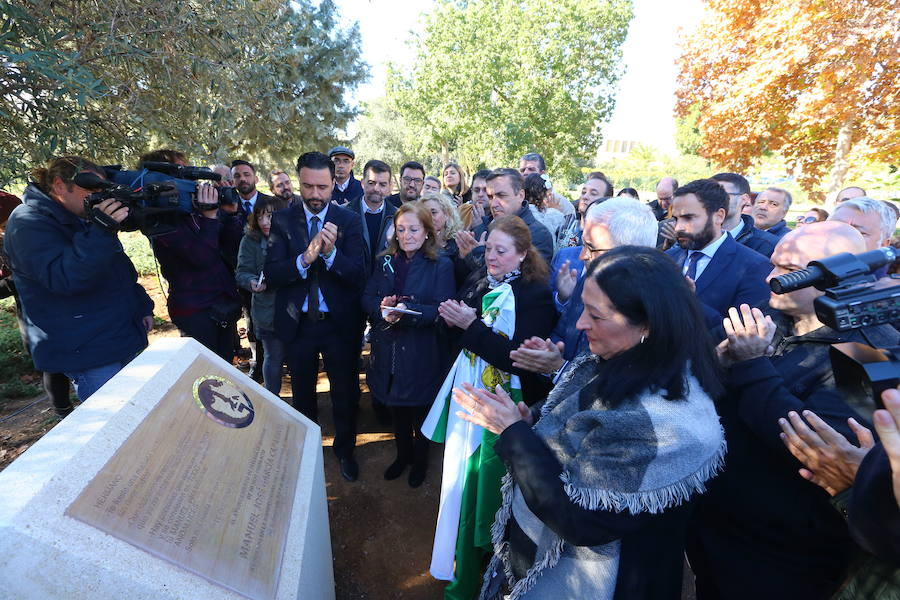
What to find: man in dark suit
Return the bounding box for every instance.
[753,187,793,239]
[328,146,364,206]
[712,172,779,258]
[477,168,554,264]
[347,159,398,275]
[265,151,367,481]
[666,179,771,328]
[232,159,274,225]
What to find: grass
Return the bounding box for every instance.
[120,231,159,277]
[0,309,41,402]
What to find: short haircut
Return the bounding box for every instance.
[399,161,425,177]
[520,152,546,171]
[138,149,187,168]
[472,169,492,184]
[808,207,829,221]
[296,152,335,179]
[833,197,898,242]
[584,197,658,247]
[656,177,679,191]
[267,169,289,189]
[363,159,392,179]
[486,168,524,195]
[674,179,728,216]
[712,172,750,195]
[424,175,441,187]
[587,171,614,196]
[763,186,792,209]
[837,186,866,201]
[231,159,255,173]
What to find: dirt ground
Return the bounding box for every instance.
[0,275,695,599]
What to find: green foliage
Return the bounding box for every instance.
[0,310,40,401]
[385,0,633,180]
[120,232,158,277]
[0,0,367,185]
[675,104,702,157]
[596,145,714,192]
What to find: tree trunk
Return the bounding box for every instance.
[441,139,450,167]
[824,118,856,202]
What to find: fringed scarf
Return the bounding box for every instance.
[480,353,727,600]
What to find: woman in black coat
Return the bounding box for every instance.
[362,203,456,487]
[439,215,558,406]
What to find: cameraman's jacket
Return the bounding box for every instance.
[151,211,242,318]
[3,184,153,372]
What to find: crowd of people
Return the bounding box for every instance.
[2,145,900,599]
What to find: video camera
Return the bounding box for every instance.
[76,162,240,237]
[770,247,900,409]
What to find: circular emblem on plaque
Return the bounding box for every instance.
[193,375,255,428]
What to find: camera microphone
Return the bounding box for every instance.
[770,246,898,294]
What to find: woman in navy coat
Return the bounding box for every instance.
[363,203,456,487]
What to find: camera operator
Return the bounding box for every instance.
[3,157,154,402]
[151,181,243,361]
[687,221,899,600]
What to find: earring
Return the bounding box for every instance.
[640,335,646,344]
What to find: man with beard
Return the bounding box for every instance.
[666,178,770,327]
[386,161,425,208]
[267,169,300,210]
[232,160,273,226]
[265,151,366,481]
[347,160,397,276]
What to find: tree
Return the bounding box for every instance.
[385,0,633,180]
[676,0,899,201]
[0,0,366,184]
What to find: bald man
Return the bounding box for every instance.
[688,222,900,600]
[835,185,866,205]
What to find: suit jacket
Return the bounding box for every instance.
[666,233,772,328]
[470,204,555,269]
[733,214,778,258]
[331,174,364,205]
[237,191,274,224]
[264,202,366,342]
[765,219,791,239]
[346,197,397,276]
[549,274,588,361]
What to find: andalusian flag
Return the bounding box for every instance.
[422,283,523,600]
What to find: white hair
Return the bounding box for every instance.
[831,196,898,243]
[584,197,658,247]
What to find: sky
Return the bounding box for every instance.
[333,0,706,155]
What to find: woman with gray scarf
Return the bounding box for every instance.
[454,246,726,599]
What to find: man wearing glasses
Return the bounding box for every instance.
[712,172,779,257]
[387,161,426,208]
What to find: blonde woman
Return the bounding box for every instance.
[442,163,469,206]
[420,192,468,286]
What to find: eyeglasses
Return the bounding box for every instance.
[401,176,424,185]
[799,216,818,224]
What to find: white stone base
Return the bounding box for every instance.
[0,337,334,600]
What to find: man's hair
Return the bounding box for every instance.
[763,186,792,210]
[231,159,255,173]
[674,179,728,216]
[520,152,546,172]
[808,207,829,221]
[833,197,898,243]
[471,169,492,184]
[138,149,187,168]
[486,168,524,195]
[296,152,335,179]
[31,156,104,195]
[587,171,614,196]
[837,186,866,200]
[267,169,289,190]
[363,159,392,179]
[399,161,425,177]
[425,175,441,187]
[656,177,679,191]
[712,172,751,196]
[584,197,658,247]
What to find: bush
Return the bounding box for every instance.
[120,232,159,277]
[0,310,41,401]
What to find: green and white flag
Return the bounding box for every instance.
[422,283,523,595]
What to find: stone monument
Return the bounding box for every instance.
[0,337,334,600]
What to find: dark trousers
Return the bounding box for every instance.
[390,404,430,467]
[172,309,236,362]
[286,315,360,459]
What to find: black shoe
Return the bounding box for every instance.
[408,464,427,488]
[384,458,408,480]
[339,457,359,482]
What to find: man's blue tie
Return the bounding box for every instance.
[307,216,320,320]
[685,251,702,281]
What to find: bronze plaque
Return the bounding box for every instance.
[66,356,306,600]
